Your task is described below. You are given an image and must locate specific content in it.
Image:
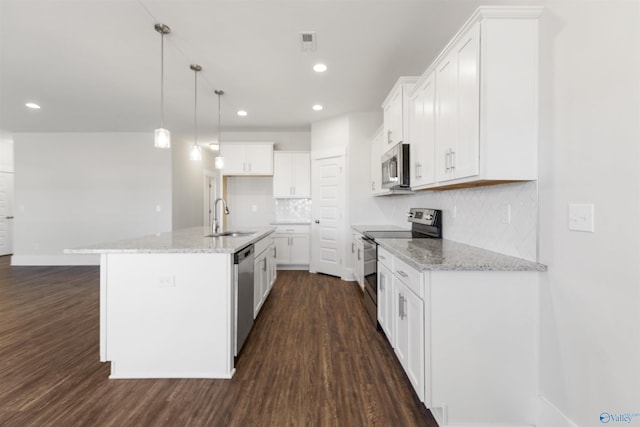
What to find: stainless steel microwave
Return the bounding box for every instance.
[381,142,410,189]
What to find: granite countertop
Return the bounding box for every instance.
[377,238,547,272]
[65,226,276,255]
[351,224,409,234]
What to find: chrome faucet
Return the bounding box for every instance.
[212,198,230,235]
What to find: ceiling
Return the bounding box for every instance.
[0,0,483,143]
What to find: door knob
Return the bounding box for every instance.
[314,220,320,224]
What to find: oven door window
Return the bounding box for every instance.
[363,239,377,296]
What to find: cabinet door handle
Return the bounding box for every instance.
[352,242,355,253]
[263,257,267,271]
[248,162,252,172]
[398,294,403,318]
[445,150,451,172]
[380,275,384,291]
[357,248,361,261]
[387,129,393,144]
[396,270,409,278]
[273,247,277,257]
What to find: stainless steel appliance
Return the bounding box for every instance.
[234,244,254,356]
[361,208,442,327]
[381,142,410,189]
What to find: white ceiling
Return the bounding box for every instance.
[0,0,483,143]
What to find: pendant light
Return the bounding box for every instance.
[154,23,171,149]
[189,64,202,161]
[214,89,225,169]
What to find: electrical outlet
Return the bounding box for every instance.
[157,276,175,288]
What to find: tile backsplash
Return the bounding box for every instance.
[433,181,538,261]
[275,199,312,222]
[376,181,538,261]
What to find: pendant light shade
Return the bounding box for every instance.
[154,23,171,149]
[214,90,225,170]
[189,64,202,161]
[154,128,171,149]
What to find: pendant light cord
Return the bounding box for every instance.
[159,31,163,128]
[194,68,198,144]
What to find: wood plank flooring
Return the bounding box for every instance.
[0,256,436,426]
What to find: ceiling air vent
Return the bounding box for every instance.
[300,32,317,52]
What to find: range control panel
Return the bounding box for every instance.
[407,208,441,226]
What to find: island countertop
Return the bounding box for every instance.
[65,226,276,255]
[377,238,547,272]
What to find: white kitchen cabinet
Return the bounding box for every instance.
[392,260,425,403]
[382,77,419,149]
[377,261,394,343]
[254,236,276,318]
[220,142,274,176]
[435,23,480,183]
[351,233,365,288]
[409,71,436,187]
[273,225,310,268]
[273,152,311,198]
[427,271,537,425]
[409,6,541,190]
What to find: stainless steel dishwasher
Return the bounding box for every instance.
[234,244,254,356]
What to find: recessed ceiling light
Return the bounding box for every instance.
[313,63,327,73]
[25,102,41,109]
[237,110,248,117]
[312,104,323,111]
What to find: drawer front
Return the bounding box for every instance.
[275,225,310,234]
[254,236,272,256]
[394,256,423,299]
[378,246,394,271]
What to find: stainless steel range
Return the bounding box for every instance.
[361,208,442,327]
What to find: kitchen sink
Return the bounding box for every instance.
[205,231,256,238]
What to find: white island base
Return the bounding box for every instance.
[100,253,235,379]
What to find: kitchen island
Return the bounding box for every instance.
[66,226,275,379]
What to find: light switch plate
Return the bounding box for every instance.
[568,204,594,232]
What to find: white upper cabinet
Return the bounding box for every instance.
[382,77,419,149]
[409,6,542,190]
[409,71,437,187]
[273,152,310,198]
[220,142,274,176]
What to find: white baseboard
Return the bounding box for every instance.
[537,395,581,427]
[11,254,100,266]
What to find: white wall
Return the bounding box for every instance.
[224,176,275,228]
[12,133,172,265]
[536,1,640,426]
[172,138,216,230]
[0,133,14,173]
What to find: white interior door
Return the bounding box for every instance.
[310,155,345,277]
[0,172,14,256]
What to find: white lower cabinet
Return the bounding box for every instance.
[377,248,394,342]
[351,232,365,287]
[391,261,425,402]
[274,225,310,268]
[377,248,538,426]
[254,236,276,318]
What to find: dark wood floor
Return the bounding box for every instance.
[0,256,436,426]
